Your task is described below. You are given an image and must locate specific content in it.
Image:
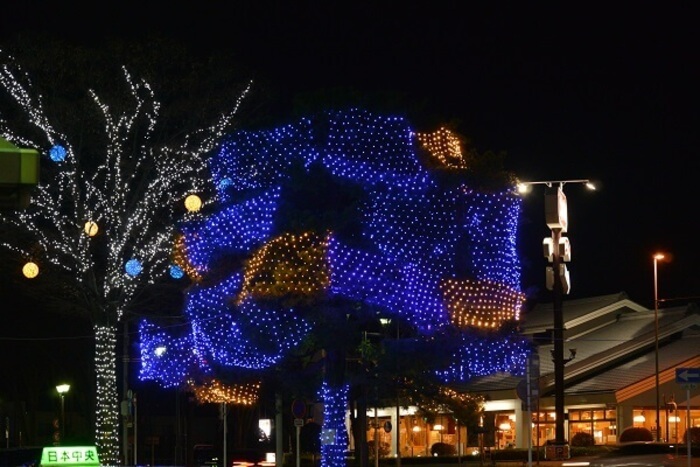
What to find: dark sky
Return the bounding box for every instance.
[2,1,698,307]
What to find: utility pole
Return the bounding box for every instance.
[518,179,594,460]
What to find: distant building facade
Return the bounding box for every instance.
[357,293,700,456]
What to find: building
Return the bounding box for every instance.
[362,292,700,456]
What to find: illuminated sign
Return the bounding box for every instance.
[40,446,100,466]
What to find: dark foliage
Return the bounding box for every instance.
[430,442,456,456]
[618,426,653,443]
[684,426,700,445]
[274,160,367,244]
[571,431,595,446]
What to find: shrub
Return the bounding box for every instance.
[618,427,653,443]
[430,442,456,456]
[682,426,700,445]
[571,432,595,446]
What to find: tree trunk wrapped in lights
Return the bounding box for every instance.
[94,324,119,462]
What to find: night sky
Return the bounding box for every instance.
[1,1,698,309]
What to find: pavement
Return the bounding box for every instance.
[395,455,700,467]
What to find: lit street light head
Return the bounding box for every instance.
[516,179,596,196]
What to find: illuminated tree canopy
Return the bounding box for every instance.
[139,109,532,465]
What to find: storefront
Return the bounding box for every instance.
[356,403,700,458]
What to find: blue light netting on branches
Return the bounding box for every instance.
[139,109,530,387]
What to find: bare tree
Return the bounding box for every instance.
[0,49,251,465]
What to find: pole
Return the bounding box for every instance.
[396,322,402,467]
[664,397,669,446]
[551,227,566,446]
[653,257,661,442]
[426,420,429,456]
[175,388,181,465]
[295,423,301,467]
[536,397,540,465]
[374,408,379,467]
[686,387,691,467]
[276,394,283,467]
[396,404,401,465]
[527,363,533,467]
[134,394,138,466]
[223,402,227,467]
[60,394,65,445]
[123,318,130,465]
[457,420,461,465]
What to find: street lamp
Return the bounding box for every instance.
[518,178,595,454]
[56,384,70,444]
[653,252,665,442]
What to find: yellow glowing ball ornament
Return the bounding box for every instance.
[184,194,202,212]
[84,221,99,237]
[22,261,39,279]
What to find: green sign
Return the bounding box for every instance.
[40,446,100,466]
[0,137,40,210]
[0,137,39,185]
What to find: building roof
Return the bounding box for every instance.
[565,326,700,395]
[461,293,700,397]
[519,292,646,335]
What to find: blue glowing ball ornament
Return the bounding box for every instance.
[49,144,67,162]
[125,259,143,277]
[169,265,184,279]
[217,177,233,190]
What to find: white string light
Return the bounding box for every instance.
[0,49,252,465]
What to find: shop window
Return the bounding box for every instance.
[633,410,646,427]
[567,409,617,445]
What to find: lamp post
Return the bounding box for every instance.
[653,252,665,442]
[518,179,594,453]
[56,384,70,444]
